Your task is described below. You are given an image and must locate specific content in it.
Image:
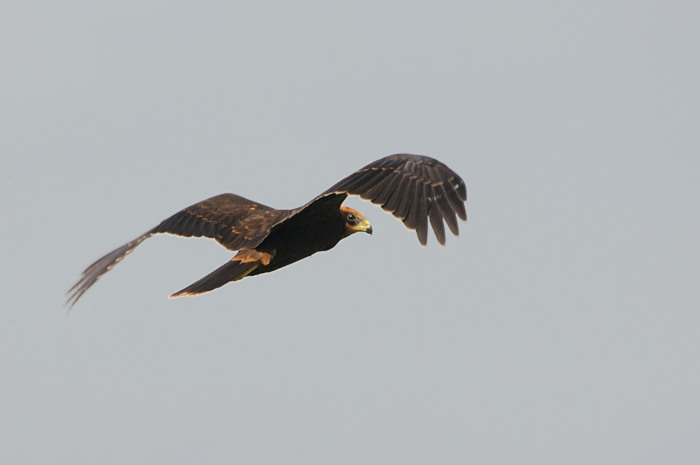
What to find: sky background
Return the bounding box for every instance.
[2,1,699,464]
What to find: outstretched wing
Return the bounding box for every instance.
[66,193,289,308]
[318,154,467,245]
[151,193,287,251]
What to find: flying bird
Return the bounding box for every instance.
[66,154,467,308]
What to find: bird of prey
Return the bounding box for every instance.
[66,154,467,308]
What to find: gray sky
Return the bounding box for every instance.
[2,1,699,464]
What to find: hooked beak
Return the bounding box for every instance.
[346,218,373,237]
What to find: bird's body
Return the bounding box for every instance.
[67,154,467,308]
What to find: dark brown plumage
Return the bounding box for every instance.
[66,154,467,308]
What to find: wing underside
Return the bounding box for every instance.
[319,154,467,245]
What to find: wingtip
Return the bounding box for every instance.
[63,288,83,314]
[63,301,75,316]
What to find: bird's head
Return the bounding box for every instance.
[340,206,373,237]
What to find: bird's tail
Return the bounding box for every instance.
[169,249,273,298]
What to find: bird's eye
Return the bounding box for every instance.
[347,213,356,223]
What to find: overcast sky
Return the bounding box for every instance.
[2,1,699,464]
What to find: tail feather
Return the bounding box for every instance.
[170,249,273,298]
